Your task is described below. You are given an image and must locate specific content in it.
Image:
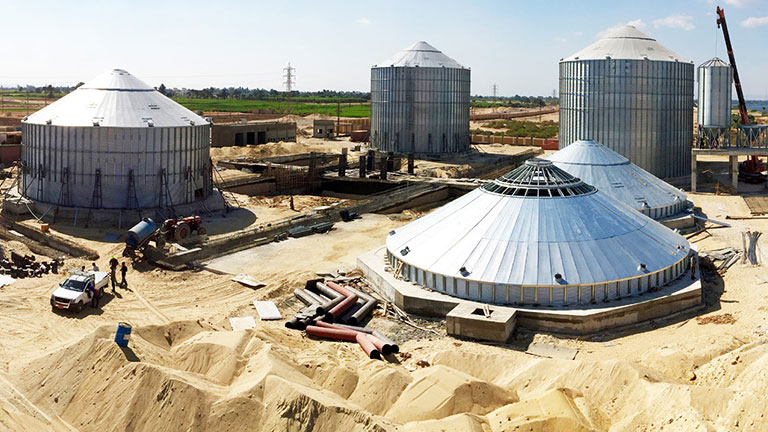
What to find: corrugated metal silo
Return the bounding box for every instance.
[21,69,211,209]
[559,26,695,179]
[386,158,691,306]
[370,41,470,153]
[697,58,732,128]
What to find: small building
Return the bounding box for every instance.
[313,120,335,139]
[211,121,296,147]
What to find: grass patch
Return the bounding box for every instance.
[173,98,370,118]
[472,120,558,139]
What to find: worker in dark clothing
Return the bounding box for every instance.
[109,256,119,291]
[690,253,697,280]
[87,282,98,308]
[120,262,128,289]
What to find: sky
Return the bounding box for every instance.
[1,0,767,98]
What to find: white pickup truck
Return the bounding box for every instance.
[50,271,109,312]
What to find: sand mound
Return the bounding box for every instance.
[485,388,595,431]
[386,365,518,422]
[403,413,490,432]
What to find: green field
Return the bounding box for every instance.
[472,120,558,139]
[173,98,371,118]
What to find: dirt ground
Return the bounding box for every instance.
[5,172,768,430]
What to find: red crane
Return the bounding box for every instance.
[716,6,764,182]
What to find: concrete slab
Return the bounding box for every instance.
[358,247,704,336]
[526,342,578,360]
[446,303,516,343]
[659,213,696,231]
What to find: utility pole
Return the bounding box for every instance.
[283,62,296,93]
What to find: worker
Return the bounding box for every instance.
[87,282,98,308]
[690,253,697,280]
[80,265,85,272]
[120,262,128,289]
[109,257,119,291]
[91,262,99,272]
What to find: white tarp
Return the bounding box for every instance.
[252,301,282,321]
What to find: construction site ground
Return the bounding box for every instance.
[4,162,768,430]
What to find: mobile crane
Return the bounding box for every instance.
[716,6,765,182]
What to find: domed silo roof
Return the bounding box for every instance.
[547,140,687,220]
[385,158,690,306]
[21,69,211,210]
[374,41,466,68]
[559,25,694,179]
[370,42,470,154]
[563,25,688,62]
[24,69,207,128]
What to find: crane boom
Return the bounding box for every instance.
[716,6,749,125]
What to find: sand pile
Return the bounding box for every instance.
[10,315,768,431]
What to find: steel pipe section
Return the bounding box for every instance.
[371,66,470,153]
[20,123,211,209]
[559,59,694,178]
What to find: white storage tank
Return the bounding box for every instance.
[559,26,695,178]
[698,58,732,128]
[370,41,470,153]
[21,69,211,209]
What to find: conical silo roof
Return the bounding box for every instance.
[547,140,687,219]
[699,57,729,68]
[386,158,689,291]
[562,25,688,62]
[374,41,466,69]
[24,69,208,128]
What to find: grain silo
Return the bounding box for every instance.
[386,158,690,306]
[559,25,694,178]
[21,69,211,210]
[370,41,470,153]
[548,140,687,219]
[697,58,732,147]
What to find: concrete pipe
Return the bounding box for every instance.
[325,280,356,298]
[328,323,399,355]
[338,301,363,324]
[323,293,358,322]
[301,288,326,305]
[294,289,321,307]
[342,286,379,326]
[305,325,358,342]
[356,333,381,360]
[372,330,399,354]
[313,282,346,315]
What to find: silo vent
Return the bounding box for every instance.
[189,120,195,126]
[554,273,564,283]
[45,119,52,125]
[92,120,100,127]
[400,246,410,256]
[389,230,396,236]
[638,263,647,272]
[147,120,154,127]
[459,266,470,276]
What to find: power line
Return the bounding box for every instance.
[283,62,296,92]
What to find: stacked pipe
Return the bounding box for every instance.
[287,279,398,359]
[0,251,61,279]
[306,321,399,360]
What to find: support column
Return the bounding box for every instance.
[691,154,697,193]
[730,155,739,193]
